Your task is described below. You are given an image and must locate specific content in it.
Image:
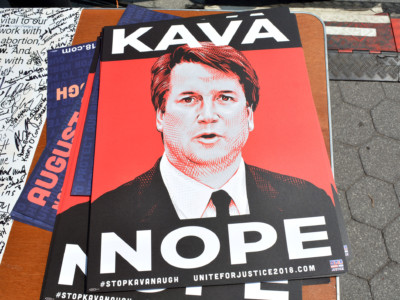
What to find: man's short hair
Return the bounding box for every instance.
[151,42,260,112]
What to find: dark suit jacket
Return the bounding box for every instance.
[90,158,341,223]
[87,158,345,288]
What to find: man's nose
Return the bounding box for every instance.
[197,99,219,123]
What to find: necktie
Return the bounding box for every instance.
[211,190,231,218]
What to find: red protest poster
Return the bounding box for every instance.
[87,8,346,293]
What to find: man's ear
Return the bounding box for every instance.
[247,106,254,132]
[156,108,164,132]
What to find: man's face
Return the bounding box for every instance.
[156,62,254,171]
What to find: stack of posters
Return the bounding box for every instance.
[38,6,348,300]
[10,41,97,231]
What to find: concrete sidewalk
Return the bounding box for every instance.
[331,80,400,299]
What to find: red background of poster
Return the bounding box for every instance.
[92,47,335,203]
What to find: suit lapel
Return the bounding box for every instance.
[245,164,283,221]
[139,159,181,223]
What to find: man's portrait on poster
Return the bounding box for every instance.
[94,42,337,225]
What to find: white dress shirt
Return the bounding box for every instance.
[160,154,250,219]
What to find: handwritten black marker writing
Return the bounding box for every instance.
[0,138,10,157]
[0,213,11,226]
[0,201,10,212]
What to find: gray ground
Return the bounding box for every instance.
[331,80,400,300]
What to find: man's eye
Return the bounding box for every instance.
[181,96,196,103]
[220,95,234,102]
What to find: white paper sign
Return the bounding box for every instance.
[0,7,83,263]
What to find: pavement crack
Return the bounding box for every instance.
[368,194,375,208]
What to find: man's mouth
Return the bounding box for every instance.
[201,134,217,139]
[196,133,221,144]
